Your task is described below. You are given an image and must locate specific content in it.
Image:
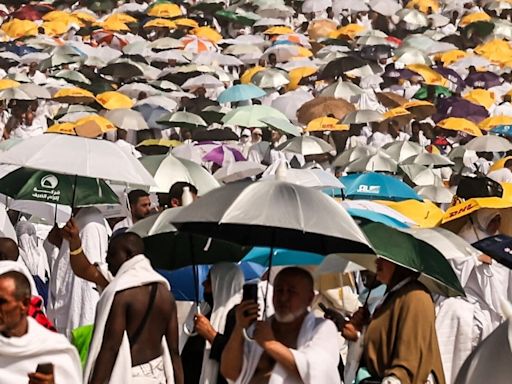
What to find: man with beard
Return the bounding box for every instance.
[221,267,341,384]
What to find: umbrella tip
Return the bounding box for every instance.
[182,187,194,206]
[275,161,288,181]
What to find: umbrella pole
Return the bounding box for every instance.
[263,240,275,321]
[71,174,78,213]
[184,234,200,336]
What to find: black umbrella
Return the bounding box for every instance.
[360,45,394,61]
[318,56,368,80]
[192,128,239,142]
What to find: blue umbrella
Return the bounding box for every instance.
[242,247,324,266]
[491,125,512,138]
[339,173,363,190]
[217,84,266,103]
[345,172,423,202]
[347,208,410,229]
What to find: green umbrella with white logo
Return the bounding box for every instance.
[0,167,119,207]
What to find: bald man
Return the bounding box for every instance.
[61,219,184,384]
[0,237,19,261]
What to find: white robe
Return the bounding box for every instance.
[47,207,109,337]
[84,254,175,384]
[0,317,82,383]
[235,313,341,384]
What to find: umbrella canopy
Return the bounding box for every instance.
[400,164,444,186]
[157,111,208,130]
[401,153,454,167]
[465,135,512,152]
[95,91,134,110]
[341,110,383,124]
[102,109,149,131]
[171,180,373,255]
[415,185,454,204]
[341,200,417,227]
[222,105,288,128]
[251,69,290,88]
[259,117,302,137]
[262,167,344,190]
[139,153,220,194]
[0,134,155,186]
[213,161,267,183]
[344,152,398,173]
[297,97,356,124]
[383,141,425,163]
[0,167,119,207]
[380,199,443,228]
[217,84,266,103]
[277,136,334,156]
[345,173,423,202]
[437,118,483,137]
[202,145,246,167]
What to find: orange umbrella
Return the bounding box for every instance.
[191,26,222,43]
[0,79,20,90]
[74,115,116,138]
[297,97,356,124]
[463,89,495,110]
[286,67,318,91]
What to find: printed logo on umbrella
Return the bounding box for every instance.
[357,185,381,194]
[32,174,61,202]
[40,174,59,189]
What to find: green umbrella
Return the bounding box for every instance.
[215,10,259,26]
[414,85,452,100]
[259,116,301,137]
[0,167,119,207]
[340,222,464,297]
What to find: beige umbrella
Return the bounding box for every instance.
[297,97,355,124]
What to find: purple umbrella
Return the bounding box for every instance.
[433,66,465,93]
[202,145,246,167]
[465,71,503,88]
[433,96,489,123]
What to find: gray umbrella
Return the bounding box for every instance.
[102,109,149,131]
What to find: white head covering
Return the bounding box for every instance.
[458,209,500,244]
[16,220,49,280]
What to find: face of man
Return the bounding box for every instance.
[273,273,313,323]
[132,196,151,222]
[0,277,28,337]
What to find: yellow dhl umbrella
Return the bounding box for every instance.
[144,18,177,29]
[241,66,265,84]
[406,0,440,13]
[383,107,412,119]
[47,122,76,135]
[43,21,70,37]
[479,115,512,130]
[286,66,318,91]
[173,18,199,28]
[475,39,512,63]
[148,3,182,18]
[136,139,182,148]
[53,88,95,104]
[72,11,97,23]
[96,19,131,32]
[490,156,512,172]
[407,64,449,87]
[378,199,444,228]
[74,115,116,138]
[402,100,436,119]
[192,26,222,43]
[104,13,138,24]
[442,197,512,223]
[96,91,134,110]
[306,117,348,132]
[330,24,366,39]
[463,89,495,110]
[435,50,468,65]
[460,12,492,27]
[264,26,294,35]
[437,117,483,136]
[0,79,20,90]
[1,19,38,39]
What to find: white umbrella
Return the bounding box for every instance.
[149,37,183,50]
[224,44,263,56]
[302,0,332,13]
[0,134,155,186]
[344,152,398,173]
[369,0,401,16]
[150,50,191,64]
[195,51,244,66]
[102,109,149,131]
[397,9,429,29]
[182,74,224,90]
[0,88,35,102]
[262,45,305,63]
[262,166,344,189]
[213,161,267,183]
[251,69,290,89]
[395,48,433,65]
[401,153,455,167]
[465,135,512,152]
[271,89,313,123]
[383,141,426,163]
[341,110,383,124]
[333,145,377,168]
[139,153,220,194]
[414,185,454,204]
[117,83,163,98]
[135,96,178,112]
[400,164,444,186]
[253,18,288,27]
[320,81,365,101]
[277,136,334,156]
[333,0,369,13]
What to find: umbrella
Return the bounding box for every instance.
[402,100,437,120]
[95,91,134,110]
[305,117,348,132]
[202,145,246,167]
[136,139,181,156]
[441,197,512,224]
[262,167,344,190]
[318,56,368,80]
[414,185,454,204]
[277,136,334,156]
[341,110,383,124]
[52,88,96,104]
[157,111,207,130]
[333,146,377,168]
[465,71,503,88]
[400,164,444,186]
[491,124,512,137]
[101,109,148,131]
[73,115,117,138]
[341,200,417,227]
[319,81,365,101]
[345,173,423,202]
[465,135,512,152]
[182,74,224,90]
[0,134,155,186]
[0,167,119,207]
[192,129,239,142]
[297,97,356,124]
[383,141,425,163]
[251,69,290,89]
[340,222,464,297]
[344,152,398,174]
[222,105,288,128]
[242,247,324,266]
[480,116,512,131]
[401,153,454,167]
[380,199,443,228]
[139,153,220,194]
[0,88,35,102]
[213,161,267,183]
[217,84,266,104]
[271,89,313,123]
[437,118,483,137]
[259,117,302,137]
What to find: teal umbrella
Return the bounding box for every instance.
[218,84,266,103]
[0,167,119,207]
[242,247,323,266]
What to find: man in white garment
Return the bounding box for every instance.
[221,267,341,384]
[115,128,142,158]
[0,271,82,384]
[488,158,512,183]
[112,189,152,233]
[61,222,184,384]
[45,206,109,336]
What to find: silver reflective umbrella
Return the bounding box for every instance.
[277,136,334,156]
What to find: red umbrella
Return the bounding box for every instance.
[92,31,128,49]
[11,4,53,21]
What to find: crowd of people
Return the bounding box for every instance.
[1,0,512,383]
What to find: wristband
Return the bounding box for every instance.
[70,246,83,256]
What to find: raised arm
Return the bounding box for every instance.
[165,291,184,384]
[61,218,109,290]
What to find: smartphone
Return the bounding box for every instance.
[36,363,54,375]
[242,283,258,303]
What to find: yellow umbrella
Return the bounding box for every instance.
[72,11,97,23]
[53,88,96,104]
[308,19,338,40]
[437,117,483,136]
[96,91,134,110]
[241,66,265,84]
[490,156,512,172]
[0,79,20,90]
[479,115,512,130]
[383,107,412,119]
[407,64,449,87]
[330,24,365,39]
[173,18,199,28]
[104,13,138,24]
[43,10,70,21]
[442,197,512,223]
[264,26,294,35]
[435,50,468,65]
[475,39,512,63]
[378,199,444,228]
[306,117,348,132]
[463,89,495,109]
[286,66,318,91]
[96,19,130,32]
[147,3,182,18]
[47,122,76,135]
[460,11,491,27]
[74,115,116,138]
[136,139,182,148]
[192,26,222,43]
[144,18,177,29]
[406,0,440,13]
[43,20,70,37]
[1,19,38,39]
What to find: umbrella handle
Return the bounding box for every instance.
[183,305,201,337]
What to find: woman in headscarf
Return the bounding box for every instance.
[181,262,245,384]
[345,258,445,384]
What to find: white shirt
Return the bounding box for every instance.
[488,168,512,183]
[369,131,393,148]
